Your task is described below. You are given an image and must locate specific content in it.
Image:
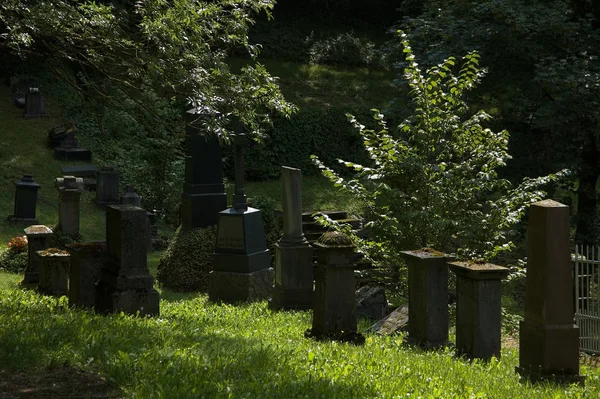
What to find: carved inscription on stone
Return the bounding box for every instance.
[217,216,245,250]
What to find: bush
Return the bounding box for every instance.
[156,226,217,292]
[307,33,388,69]
[0,250,28,273]
[248,194,282,256]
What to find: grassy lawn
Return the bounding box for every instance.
[0,273,598,398]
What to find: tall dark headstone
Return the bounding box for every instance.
[516,200,584,384]
[270,166,313,310]
[22,225,53,287]
[24,87,45,119]
[448,261,509,360]
[55,176,84,236]
[67,242,107,308]
[120,185,141,207]
[181,108,227,230]
[95,205,160,316]
[96,166,120,206]
[209,128,273,302]
[8,175,40,226]
[400,249,455,348]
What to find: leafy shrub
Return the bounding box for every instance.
[307,32,388,69]
[248,194,282,255]
[157,226,216,292]
[7,236,27,254]
[0,250,28,273]
[50,228,83,249]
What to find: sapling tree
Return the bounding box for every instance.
[311,32,565,268]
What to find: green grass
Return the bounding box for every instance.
[0,277,598,398]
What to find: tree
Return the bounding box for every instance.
[312,33,564,273]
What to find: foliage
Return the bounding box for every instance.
[0,287,599,397]
[312,33,565,272]
[307,32,388,69]
[7,235,27,254]
[247,194,281,255]
[0,250,27,273]
[156,226,216,292]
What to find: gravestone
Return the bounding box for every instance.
[120,186,141,206]
[181,107,227,230]
[61,165,98,191]
[24,87,45,119]
[306,233,364,344]
[356,285,389,320]
[22,225,53,287]
[516,200,584,383]
[448,261,509,360]
[371,304,409,335]
[96,167,120,206]
[37,248,70,296]
[95,205,160,316]
[54,147,92,162]
[55,176,84,236]
[400,249,455,348]
[48,124,79,148]
[8,175,40,226]
[209,128,273,302]
[270,166,314,310]
[67,242,107,308]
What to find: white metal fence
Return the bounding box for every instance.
[573,244,600,354]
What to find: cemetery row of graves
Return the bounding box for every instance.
[1,79,598,397]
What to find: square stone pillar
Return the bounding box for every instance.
[400,249,455,348]
[448,261,509,360]
[517,200,584,383]
[67,242,107,308]
[9,175,40,226]
[270,166,313,310]
[95,205,160,316]
[56,176,84,236]
[96,167,120,206]
[181,108,227,230]
[24,88,45,119]
[37,249,70,296]
[22,225,53,286]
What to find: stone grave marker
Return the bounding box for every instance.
[67,242,107,308]
[37,248,70,296]
[181,107,227,230]
[95,205,160,316]
[516,200,584,383]
[120,186,141,206]
[96,166,120,206]
[24,87,45,119]
[356,285,389,320]
[8,175,40,226]
[61,165,98,191]
[22,225,53,287]
[55,176,84,236]
[209,125,273,302]
[270,166,314,310]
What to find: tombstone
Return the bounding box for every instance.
[48,124,79,148]
[371,304,409,335]
[400,249,455,348]
[356,285,389,320]
[67,242,107,308]
[209,127,273,303]
[61,165,98,191]
[54,147,92,162]
[96,166,120,206]
[120,185,141,207]
[95,205,160,316]
[22,225,53,287]
[305,232,364,344]
[55,176,84,236]
[516,200,584,384]
[24,87,45,119]
[448,261,509,360]
[8,175,40,226]
[37,248,70,296]
[180,107,227,230]
[269,166,314,310]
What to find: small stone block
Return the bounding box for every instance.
[37,249,70,296]
[208,268,274,303]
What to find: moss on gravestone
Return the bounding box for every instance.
[156,226,216,292]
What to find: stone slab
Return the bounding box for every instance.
[60,165,98,177]
[371,304,409,335]
[208,267,274,303]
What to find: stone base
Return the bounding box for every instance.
[213,250,270,273]
[269,286,313,310]
[403,335,450,349]
[208,268,274,303]
[95,282,160,317]
[21,271,40,288]
[515,366,585,386]
[54,147,92,162]
[7,216,38,227]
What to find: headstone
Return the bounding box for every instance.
[120,185,141,207]
[181,108,227,230]
[8,175,40,226]
[55,176,84,236]
[22,225,53,286]
[516,200,584,383]
[96,166,120,206]
[270,166,314,310]
[209,128,273,302]
[400,249,455,348]
[371,304,409,335]
[60,165,98,191]
[37,248,70,296]
[24,87,45,119]
[448,261,509,360]
[306,233,364,344]
[66,242,107,308]
[48,124,79,148]
[54,147,92,162]
[95,205,160,316]
[356,285,389,320]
